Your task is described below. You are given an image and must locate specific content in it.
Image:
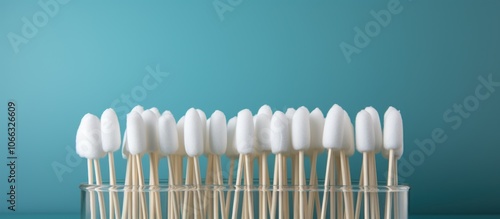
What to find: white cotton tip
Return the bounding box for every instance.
[76,114,106,159]
[343,112,355,156]
[254,114,272,152]
[209,110,227,155]
[158,113,178,156]
[285,108,296,154]
[236,109,254,154]
[270,111,291,154]
[131,105,144,113]
[100,108,121,153]
[365,106,382,153]
[384,106,398,121]
[196,109,210,155]
[383,108,403,151]
[355,110,376,153]
[226,116,239,159]
[176,116,187,156]
[121,130,129,159]
[185,108,204,157]
[142,110,160,153]
[323,104,345,150]
[308,108,325,153]
[127,111,147,155]
[162,110,173,117]
[149,107,161,118]
[292,106,311,151]
[258,104,273,117]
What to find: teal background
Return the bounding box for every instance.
[1,0,500,216]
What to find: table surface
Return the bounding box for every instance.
[0,214,499,219]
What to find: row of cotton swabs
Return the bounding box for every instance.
[76,104,403,219]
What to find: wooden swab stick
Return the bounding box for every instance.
[108,152,120,219]
[385,149,395,219]
[270,154,279,219]
[340,150,354,219]
[244,155,255,219]
[215,156,227,219]
[135,155,148,219]
[149,153,156,218]
[363,153,370,219]
[167,156,179,219]
[231,154,244,219]
[182,157,193,219]
[320,150,332,219]
[93,159,107,219]
[87,159,96,219]
[225,158,235,217]
[298,151,306,219]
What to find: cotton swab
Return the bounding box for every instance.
[126,111,148,219]
[254,112,272,219]
[307,108,324,218]
[142,109,162,219]
[225,116,238,217]
[320,104,345,219]
[100,109,121,219]
[355,110,377,219]
[364,107,383,219]
[76,114,107,219]
[120,104,145,219]
[197,109,213,218]
[291,106,310,219]
[234,109,255,219]
[208,110,228,219]
[285,108,296,219]
[270,111,291,219]
[158,112,180,219]
[339,110,354,219]
[383,107,403,219]
[184,108,205,218]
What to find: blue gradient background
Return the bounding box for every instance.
[0,0,499,216]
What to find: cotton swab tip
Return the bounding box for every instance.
[254,113,271,152]
[185,108,204,157]
[225,116,239,159]
[158,113,179,156]
[383,107,403,151]
[142,110,160,153]
[270,111,291,154]
[292,106,311,151]
[364,106,382,153]
[126,111,147,155]
[323,104,345,150]
[76,113,105,159]
[308,108,325,154]
[209,110,227,155]
[355,110,376,153]
[236,109,254,154]
[100,108,121,153]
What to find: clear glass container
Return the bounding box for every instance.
[80,181,409,219]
